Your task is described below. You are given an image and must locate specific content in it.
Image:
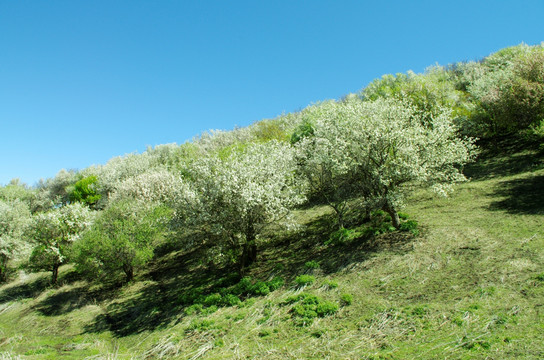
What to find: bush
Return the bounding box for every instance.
[340,293,353,306]
[184,303,203,315]
[231,276,253,295]
[69,175,101,208]
[326,227,363,245]
[304,260,320,269]
[290,121,315,144]
[229,276,282,297]
[323,279,339,289]
[466,44,544,136]
[285,292,339,326]
[250,281,270,296]
[201,305,218,315]
[295,275,315,287]
[203,293,222,307]
[187,319,215,332]
[74,200,171,282]
[266,276,285,291]
[179,288,204,305]
[222,294,242,306]
[398,212,410,220]
[316,301,339,316]
[399,220,419,236]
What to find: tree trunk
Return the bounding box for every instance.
[0,254,7,282]
[123,264,134,282]
[51,263,59,285]
[331,204,344,230]
[383,203,401,229]
[239,224,258,273]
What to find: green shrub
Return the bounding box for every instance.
[240,298,256,308]
[398,212,410,220]
[203,293,222,307]
[326,227,363,245]
[266,276,285,291]
[282,293,310,305]
[323,279,339,289]
[293,303,317,319]
[287,293,339,326]
[250,281,270,296]
[201,305,218,315]
[316,301,339,316]
[74,200,171,282]
[295,275,315,287]
[69,175,101,208]
[340,293,353,306]
[232,276,253,295]
[179,288,203,304]
[304,260,320,269]
[184,303,203,315]
[466,44,544,136]
[187,319,215,332]
[290,121,315,144]
[222,294,241,306]
[399,219,419,235]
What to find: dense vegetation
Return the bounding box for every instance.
[0,43,543,359]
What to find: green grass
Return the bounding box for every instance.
[0,137,543,359]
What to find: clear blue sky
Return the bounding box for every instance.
[1,0,542,186]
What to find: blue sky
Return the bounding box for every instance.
[1,0,542,186]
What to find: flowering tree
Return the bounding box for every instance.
[181,140,305,271]
[110,168,184,205]
[28,202,93,284]
[36,169,79,208]
[300,97,477,228]
[0,200,32,281]
[74,199,172,282]
[468,44,544,135]
[292,105,358,229]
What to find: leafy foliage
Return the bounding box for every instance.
[294,275,315,287]
[466,44,544,136]
[179,140,305,270]
[0,199,32,280]
[283,293,339,326]
[74,200,172,281]
[28,202,93,284]
[297,96,477,228]
[69,175,101,208]
[110,168,184,205]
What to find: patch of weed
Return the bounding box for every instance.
[304,261,320,270]
[294,275,315,287]
[340,293,353,306]
[323,279,339,289]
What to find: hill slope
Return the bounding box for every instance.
[0,137,543,359]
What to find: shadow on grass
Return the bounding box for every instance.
[489,174,544,214]
[32,281,122,317]
[0,274,51,304]
[82,211,414,337]
[0,267,90,304]
[259,212,414,281]
[83,244,233,336]
[464,136,544,180]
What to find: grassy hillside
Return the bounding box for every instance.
[0,136,542,359]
